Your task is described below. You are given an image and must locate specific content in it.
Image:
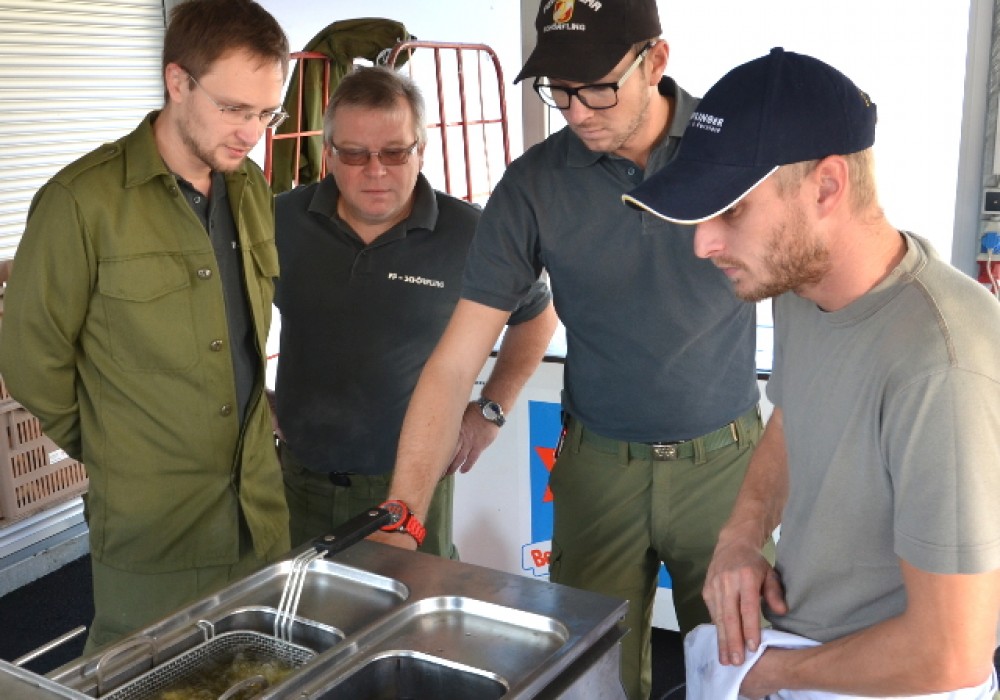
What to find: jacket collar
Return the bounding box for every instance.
[122,111,250,189]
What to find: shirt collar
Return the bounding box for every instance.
[565,76,696,169]
[308,171,439,240]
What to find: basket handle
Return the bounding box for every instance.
[218,674,268,700]
[93,635,157,696]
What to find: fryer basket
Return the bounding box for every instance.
[100,631,314,700]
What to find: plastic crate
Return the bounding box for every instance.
[0,402,88,522]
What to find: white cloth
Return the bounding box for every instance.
[684,623,998,700]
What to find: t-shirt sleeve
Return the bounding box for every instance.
[460,172,546,313]
[507,277,552,325]
[886,367,1000,575]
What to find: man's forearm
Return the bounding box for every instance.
[750,604,996,695]
[389,358,479,518]
[479,303,557,410]
[387,300,511,520]
[746,562,1000,697]
[717,408,788,550]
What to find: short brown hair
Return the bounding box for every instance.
[323,66,426,146]
[161,0,289,101]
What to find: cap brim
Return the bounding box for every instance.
[514,41,633,84]
[623,159,779,224]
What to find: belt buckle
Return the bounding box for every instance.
[650,442,680,461]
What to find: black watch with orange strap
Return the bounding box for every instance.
[377,499,426,547]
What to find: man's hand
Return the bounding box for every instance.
[703,539,787,665]
[265,388,284,441]
[444,401,501,476]
[367,529,419,551]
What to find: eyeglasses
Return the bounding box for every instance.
[186,72,288,129]
[533,42,654,111]
[328,141,420,166]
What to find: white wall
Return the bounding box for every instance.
[532,0,973,261]
[659,0,971,264]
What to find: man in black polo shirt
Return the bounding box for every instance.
[272,66,556,556]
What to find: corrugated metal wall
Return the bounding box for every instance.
[0,0,165,259]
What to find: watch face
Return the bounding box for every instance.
[479,398,505,425]
[381,500,407,525]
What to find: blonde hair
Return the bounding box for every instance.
[774,149,878,214]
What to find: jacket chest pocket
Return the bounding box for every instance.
[247,238,279,312]
[98,256,198,372]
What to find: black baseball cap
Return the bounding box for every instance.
[514,0,662,84]
[623,48,877,223]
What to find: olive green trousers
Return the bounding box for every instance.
[548,406,769,700]
[279,442,458,559]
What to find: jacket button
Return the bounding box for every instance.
[210,339,224,351]
[220,404,233,417]
[197,268,213,279]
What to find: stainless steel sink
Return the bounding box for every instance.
[352,596,569,679]
[313,651,508,699]
[30,541,627,699]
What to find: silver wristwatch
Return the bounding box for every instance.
[477,396,506,427]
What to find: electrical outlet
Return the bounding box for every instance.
[983,188,1000,214]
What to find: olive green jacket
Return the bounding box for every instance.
[0,113,289,573]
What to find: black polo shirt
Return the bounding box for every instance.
[274,173,550,474]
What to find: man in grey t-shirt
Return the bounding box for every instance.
[628,48,1000,698]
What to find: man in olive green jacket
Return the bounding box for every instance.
[0,0,291,651]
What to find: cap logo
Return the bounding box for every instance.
[541,0,602,32]
[689,110,724,134]
[553,0,575,23]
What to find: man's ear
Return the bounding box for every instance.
[646,40,670,85]
[164,63,189,103]
[813,155,849,218]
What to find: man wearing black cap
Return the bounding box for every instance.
[377,1,766,697]
[628,48,1000,699]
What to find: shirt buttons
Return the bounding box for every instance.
[210,339,224,351]
[197,268,213,280]
[220,404,233,417]
[626,167,637,176]
[193,196,202,204]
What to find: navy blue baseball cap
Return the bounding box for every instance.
[623,47,877,224]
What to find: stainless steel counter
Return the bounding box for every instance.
[2,540,627,698]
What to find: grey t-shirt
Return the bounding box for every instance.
[767,232,1000,642]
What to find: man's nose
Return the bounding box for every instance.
[563,95,595,124]
[693,219,724,259]
[362,153,387,176]
[237,117,267,145]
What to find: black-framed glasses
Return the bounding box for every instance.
[186,72,288,129]
[328,141,420,166]
[533,42,654,110]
